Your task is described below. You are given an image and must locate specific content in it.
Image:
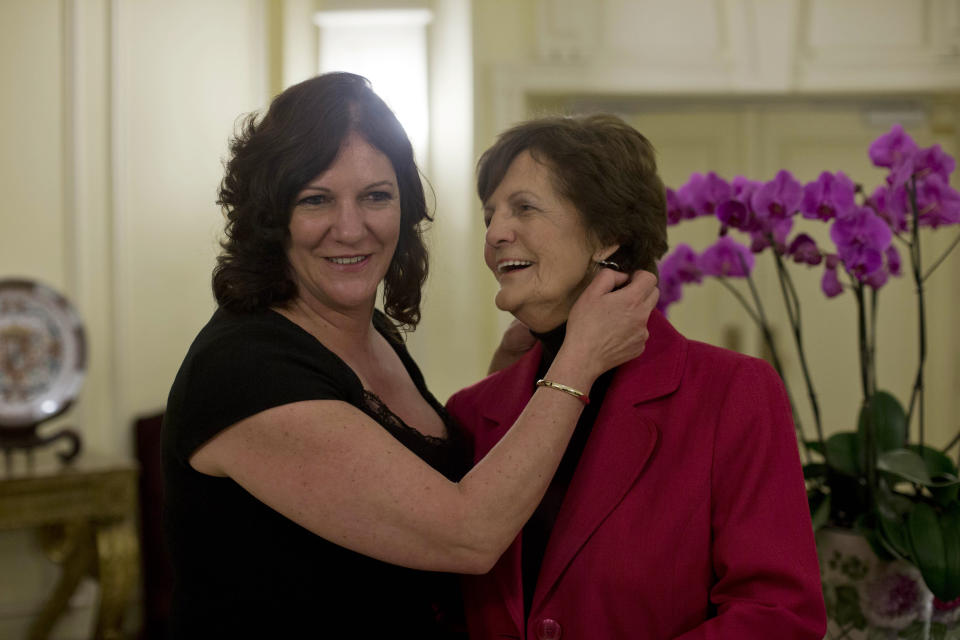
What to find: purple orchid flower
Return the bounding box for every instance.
[685,171,732,218]
[717,177,763,232]
[864,243,905,289]
[884,141,955,192]
[868,185,909,233]
[885,244,902,277]
[869,124,919,170]
[674,181,701,222]
[666,188,685,225]
[697,236,754,277]
[787,233,822,266]
[802,171,857,221]
[661,243,702,284]
[656,244,703,313]
[864,267,888,289]
[656,274,683,313]
[731,175,761,199]
[749,217,794,254]
[913,143,956,182]
[821,254,844,298]
[915,173,960,228]
[717,200,749,231]
[830,206,893,281]
[751,170,803,223]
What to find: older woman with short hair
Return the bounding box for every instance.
[448,114,826,639]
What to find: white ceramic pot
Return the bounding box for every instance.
[817,527,960,640]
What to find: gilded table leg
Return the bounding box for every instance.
[28,521,96,640]
[92,518,140,640]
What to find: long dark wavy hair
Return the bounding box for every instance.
[213,72,430,329]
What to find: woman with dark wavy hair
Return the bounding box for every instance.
[162,73,658,638]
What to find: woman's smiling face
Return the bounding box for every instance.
[482,151,616,332]
[286,131,401,316]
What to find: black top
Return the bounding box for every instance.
[162,307,471,639]
[521,324,616,619]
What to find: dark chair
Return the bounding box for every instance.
[134,411,172,640]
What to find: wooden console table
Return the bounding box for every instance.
[0,453,140,640]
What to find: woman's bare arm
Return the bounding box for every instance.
[190,270,658,574]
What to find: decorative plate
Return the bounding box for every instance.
[0,279,86,427]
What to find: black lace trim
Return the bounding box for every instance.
[360,389,449,446]
[358,389,471,482]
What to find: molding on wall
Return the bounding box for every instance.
[61,0,78,298]
[494,0,960,134]
[109,0,126,456]
[57,0,120,455]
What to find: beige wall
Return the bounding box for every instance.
[0,0,268,635]
[470,0,960,451]
[0,0,268,459]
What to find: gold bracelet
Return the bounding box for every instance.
[535,379,590,405]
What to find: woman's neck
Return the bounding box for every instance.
[531,322,567,366]
[275,296,378,361]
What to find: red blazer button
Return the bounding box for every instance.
[536,618,562,640]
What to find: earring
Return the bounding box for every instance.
[595,259,621,271]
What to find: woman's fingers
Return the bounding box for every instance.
[565,269,660,378]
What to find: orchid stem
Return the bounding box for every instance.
[717,277,762,326]
[905,178,926,451]
[770,245,826,458]
[869,287,878,398]
[922,229,960,282]
[854,282,877,509]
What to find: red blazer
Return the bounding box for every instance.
[447,311,825,639]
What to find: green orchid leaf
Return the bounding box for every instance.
[803,463,828,480]
[805,440,825,456]
[825,432,861,476]
[857,391,907,454]
[875,496,910,558]
[876,482,914,518]
[906,503,960,602]
[907,444,959,477]
[941,505,960,602]
[908,446,960,504]
[878,450,960,488]
[931,482,960,508]
[878,449,932,485]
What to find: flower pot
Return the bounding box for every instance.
[817,527,960,639]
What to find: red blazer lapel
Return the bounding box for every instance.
[478,342,543,445]
[473,344,543,632]
[466,312,688,628]
[530,405,658,615]
[531,311,686,614]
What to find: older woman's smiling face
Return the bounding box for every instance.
[483,151,616,332]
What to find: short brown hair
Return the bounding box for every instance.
[213,72,429,329]
[476,114,667,274]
